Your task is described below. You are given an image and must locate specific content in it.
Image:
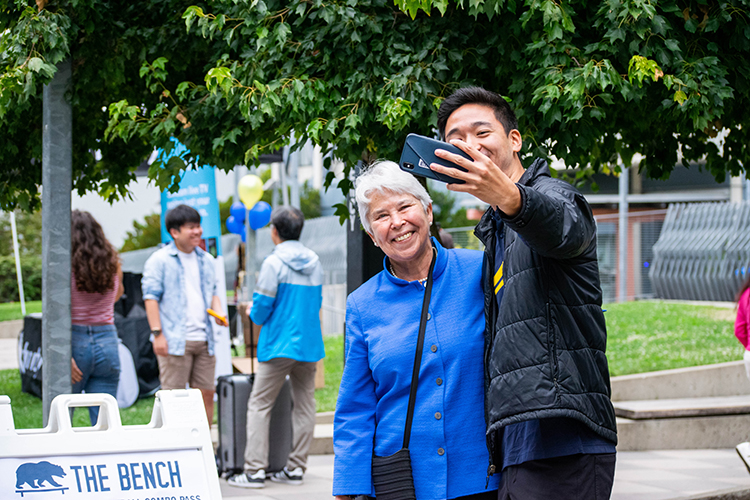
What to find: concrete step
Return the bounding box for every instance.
[614,395,750,420]
[611,362,750,451]
[218,410,750,454]
[611,360,750,401]
[315,411,334,425]
[311,423,333,455]
[209,412,336,455]
[617,413,750,451]
[311,411,334,455]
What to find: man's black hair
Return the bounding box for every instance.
[165,204,201,234]
[271,206,304,241]
[437,87,519,140]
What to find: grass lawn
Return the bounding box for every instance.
[0,369,156,429]
[0,300,741,428]
[316,334,345,413]
[0,301,42,322]
[604,300,742,376]
[0,334,344,429]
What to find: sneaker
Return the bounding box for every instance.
[227,469,265,488]
[270,466,304,485]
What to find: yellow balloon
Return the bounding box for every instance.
[238,174,264,207]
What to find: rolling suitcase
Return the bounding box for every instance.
[216,373,293,476]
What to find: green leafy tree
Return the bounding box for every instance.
[0,210,42,302]
[119,212,162,252]
[219,195,233,234]
[0,210,42,256]
[0,0,227,211]
[120,195,236,252]
[108,0,749,199]
[2,0,749,214]
[299,182,322,220]
[430,189,472,229]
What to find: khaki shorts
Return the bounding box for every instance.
[157,341,216,391]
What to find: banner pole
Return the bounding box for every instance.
[9,212,26,316]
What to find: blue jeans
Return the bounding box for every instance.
[71,324,120,425]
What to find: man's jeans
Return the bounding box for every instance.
[244,358,317,473]
[71,324,121,425]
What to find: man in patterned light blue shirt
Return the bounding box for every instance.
[228,205,325,490]
[142,204,227,426]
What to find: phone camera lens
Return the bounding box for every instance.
[404,162,414,170]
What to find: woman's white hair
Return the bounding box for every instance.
[354,160,432,234]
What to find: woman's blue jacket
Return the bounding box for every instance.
[333,239,500,499]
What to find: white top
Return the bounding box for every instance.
[177,249,207,341]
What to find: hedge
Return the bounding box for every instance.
[0,255,42,302]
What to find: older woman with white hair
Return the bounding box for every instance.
[333,161,499,500]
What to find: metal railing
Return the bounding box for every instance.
[445,210,670,304]
[650,202,750,301]
[248,202,750,312]
[595,210,667,303]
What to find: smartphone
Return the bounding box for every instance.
[399,133,471,184]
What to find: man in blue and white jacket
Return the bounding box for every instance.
[228,206,326,489]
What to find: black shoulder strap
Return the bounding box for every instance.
[402,246,437,449]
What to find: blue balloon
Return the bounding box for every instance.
[230,201,246,223]
[226,215,244,235]
[249,201,272,230]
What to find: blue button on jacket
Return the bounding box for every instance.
[333,239,500,499]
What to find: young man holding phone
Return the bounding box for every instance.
[429,87,618,500]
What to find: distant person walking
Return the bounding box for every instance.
[228,206,325,489]
[141,204,227,426]
[735,275,750,381]
[70,210,124,425]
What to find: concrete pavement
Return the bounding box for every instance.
[215,449,750,500]
[0,337,18,371]
[612,449,750,500]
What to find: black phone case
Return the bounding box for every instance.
[398,133,470,184]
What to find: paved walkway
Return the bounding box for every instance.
[613,449,750,499]
[0,337,18,371]
[217,449,750,500]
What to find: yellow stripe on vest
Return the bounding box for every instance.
[493,262,504,287]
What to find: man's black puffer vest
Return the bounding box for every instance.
[474,158,617,471]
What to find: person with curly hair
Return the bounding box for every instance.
[70,209,124,425]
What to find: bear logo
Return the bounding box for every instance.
[15,461,66,489]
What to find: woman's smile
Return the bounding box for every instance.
[393,231,413,243]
